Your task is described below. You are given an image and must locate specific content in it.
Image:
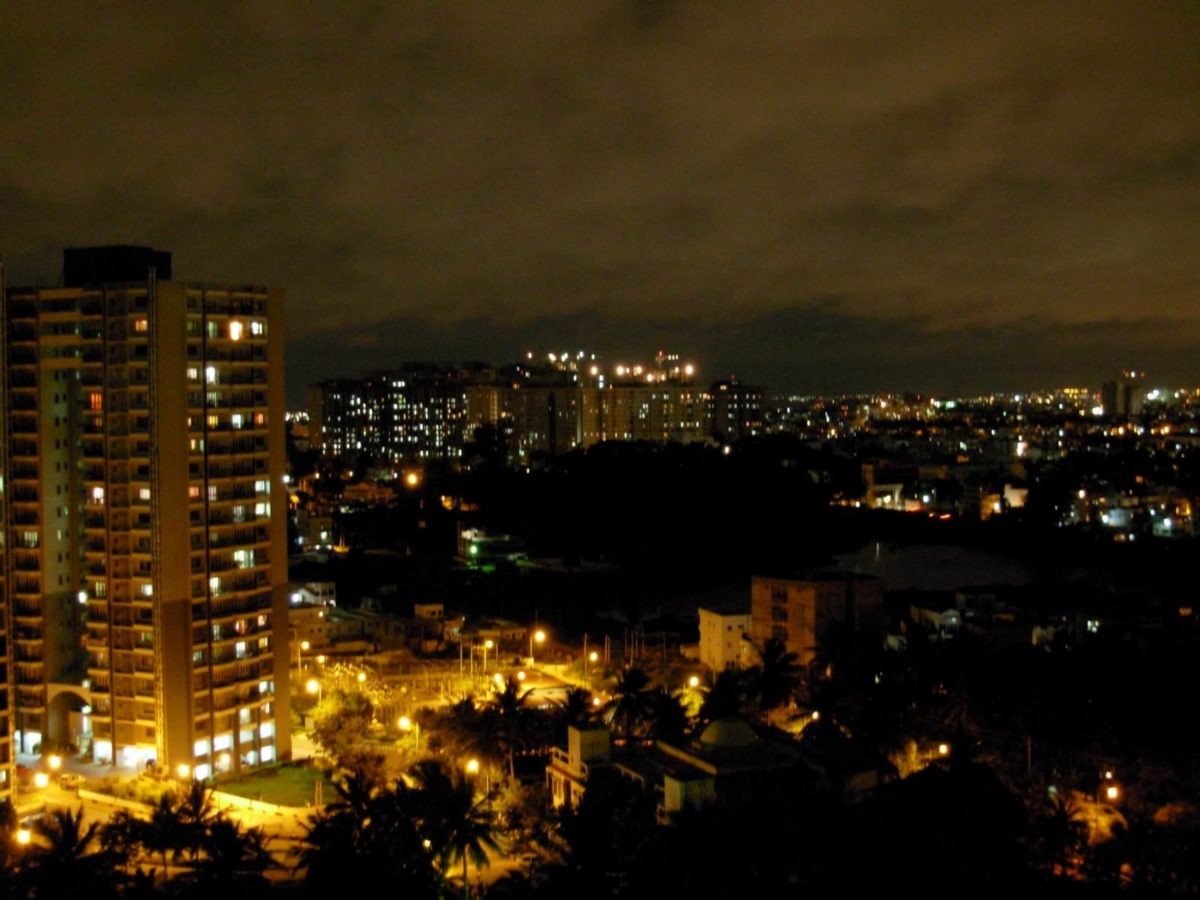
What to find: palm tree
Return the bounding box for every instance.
[557,686,595,727]
[0,800,22,900]
[180,818,274,897]
[1034,793,1087,878]
[441,779,502,900]
[606,667,654,738]
[698,669,747,722]
[143,793,187,874]
[745,638,803,713]
[26,807,123,899]
[646,688,689,741]
[493,675,533,779]
[299,769,437,894]
[412,761,501,900]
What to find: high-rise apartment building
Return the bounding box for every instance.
[309,366,467,463]
[1,246,290,779]
[0,263,14,802]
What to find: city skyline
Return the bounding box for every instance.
[1,1,1198,400]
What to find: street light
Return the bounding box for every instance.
[483,639,494,674]
[47,754,62,771]
[298,639,311,671]
[305,678,322,702]
[399,715,421,753]
[356,671,367,684]
[465,758,480,775]
[530,628,546,664]
[176,763,192,780]
[33,773,49,789]
[15,829,30,846]
[688,675,700,689]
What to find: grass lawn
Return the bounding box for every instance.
[216,763,334,807]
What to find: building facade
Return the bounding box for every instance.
[0,263,14,802]
[308,366,467,463]
[698,606,754,672]
[1,246,291,778]
[749,574,886,668]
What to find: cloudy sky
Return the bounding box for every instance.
[2,1,1197,401]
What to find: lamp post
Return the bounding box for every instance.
[399,715,421,753]
[305,677,322,703]
[297,639,310,672]
[483,639,494,675]
[529,629,546,665]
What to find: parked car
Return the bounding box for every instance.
[57,773,83,791]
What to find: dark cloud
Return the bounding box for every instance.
[1,1,1197,399]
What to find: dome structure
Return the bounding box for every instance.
[698,717,758,749]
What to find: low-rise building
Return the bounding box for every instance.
[698,606,755,672]
[548,719,821,823]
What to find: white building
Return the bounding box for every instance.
[698,607,754,672]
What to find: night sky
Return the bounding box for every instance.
[2,1,1197,402]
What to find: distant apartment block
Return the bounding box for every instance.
[308,366,467,462]
[749,574,886,668]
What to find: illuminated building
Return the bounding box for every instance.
[0,263,13,801]
[1101,371,1146,418]
[708,378,763,444]
[309,366,466,462]
[749,574,885,668]
[698,606,754,672]
[1,246,290,777]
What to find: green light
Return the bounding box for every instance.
[469,544,478,556]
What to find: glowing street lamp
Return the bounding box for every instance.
[1105,785,1120,802]
[482,638,494,675]
[15,829,31,846]
[937,743,950,757]
[399,715,421,753]
[465,758,480,775]
[305,678,322,702]
[176,763,192,780]
[33,773,49,789]
[297,639,311,671]
[530,628,546,664]
[687,675,700,689]
[47,754,62,771]
[356,671,367,685]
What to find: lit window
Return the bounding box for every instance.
[138,488,151,501]
[89,392,103,411]
[250,321,265,336]
[205,366,218,385]
[141,584,153,597]
[134,318,148,333]
[91,487,105,504]
[229,321,244,341]
[188,485,201,499]
[209,576,220,595]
